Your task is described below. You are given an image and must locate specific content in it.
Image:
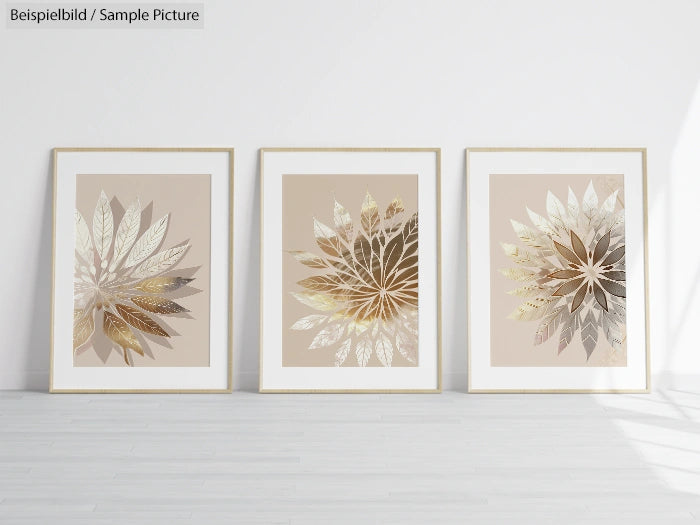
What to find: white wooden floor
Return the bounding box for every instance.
[1,390,700,524]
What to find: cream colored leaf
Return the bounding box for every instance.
[395,329,417,364]
[103,310,143,356]
[92,190,114,263]
[546,190,569,230]
[567,187,580,223]
[355,338,372,367]
[288,251,327,269]
[510,220,549,250]
[115,303,169,337]
[73,309,94,351]
[309,323,344,350]
[582,181,599,225]
[361,191,380,235]
[500,242,537,264]
[131,244,188,279]
[526,207,558,237]
[74,211,94,267]
[602,312,624,351]
[375,332,393,367]
[313,218,343,257]
[334,338,352,366]
[499,267,536,282]
[291,291,337,311]
[291,314,327,331]
[109,198,141,271]
[131,296,188,314]
[601,190,619,216]
[507,296,553,321]
[125,214,169,268]
[333,200,354,243]
[506,284,549,298]
[134,276,193,294]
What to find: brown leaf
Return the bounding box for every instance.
[570,231,588,263]
[134,276,194,294]
[115,303,169,337]
[103,310,143,356]
[552,277,585,297]
[297,275,344,293]
[601,245,625,266]
[599,278,626,298]
[553,241,580,265]
[570,284,587,313]
[602,270,625,281]
[592,231,611,265]
[548,269,583,279]
[592,282,608,311]
[131,296,189,314]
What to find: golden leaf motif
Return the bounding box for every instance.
[289,191,419,367]
[502,180,627,360]
[103,311,143,356]
[114,304,169,337]
[73,191,197,366]
[134,276,194,294]
[131,296,189,314]
[288,251,327,269]
[73,309,94,351]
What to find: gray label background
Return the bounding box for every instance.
[6,3,204,28]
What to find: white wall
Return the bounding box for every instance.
[1,0,699,390]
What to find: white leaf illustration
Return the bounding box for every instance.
[375,332,393,367]
[396,329,417,364]
[334,339,352,366]
[526,207,557,237]
[581,181,599,225]
[109,198,141,272]
[567,187,579,224]
[74,210,94,267]
[291,292,337,311]
[333,200,354,244]
[308,323,344,350]
[92,190,114,263]
[125,214,168,268]
[131,244,189,279]
[355,338,372,367]
[291,314,328,331]
[601,190,619,215]
[546,190,569,230]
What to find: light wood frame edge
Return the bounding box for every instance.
[258,147,442,393]
[465,147,651,394]
[49,147,234,394]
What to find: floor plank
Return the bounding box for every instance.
[1,391,699,524]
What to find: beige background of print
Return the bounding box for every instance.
[489,173,627,367]
[282,174,418,367]
[74,174,211,367]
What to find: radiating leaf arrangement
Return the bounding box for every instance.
[73,191,195,365]
[289,192,418,367]
[500,181,626,359]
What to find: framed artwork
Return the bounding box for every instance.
[50,148,233,392]
[260,148,441,392]
[467,148,650,393]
